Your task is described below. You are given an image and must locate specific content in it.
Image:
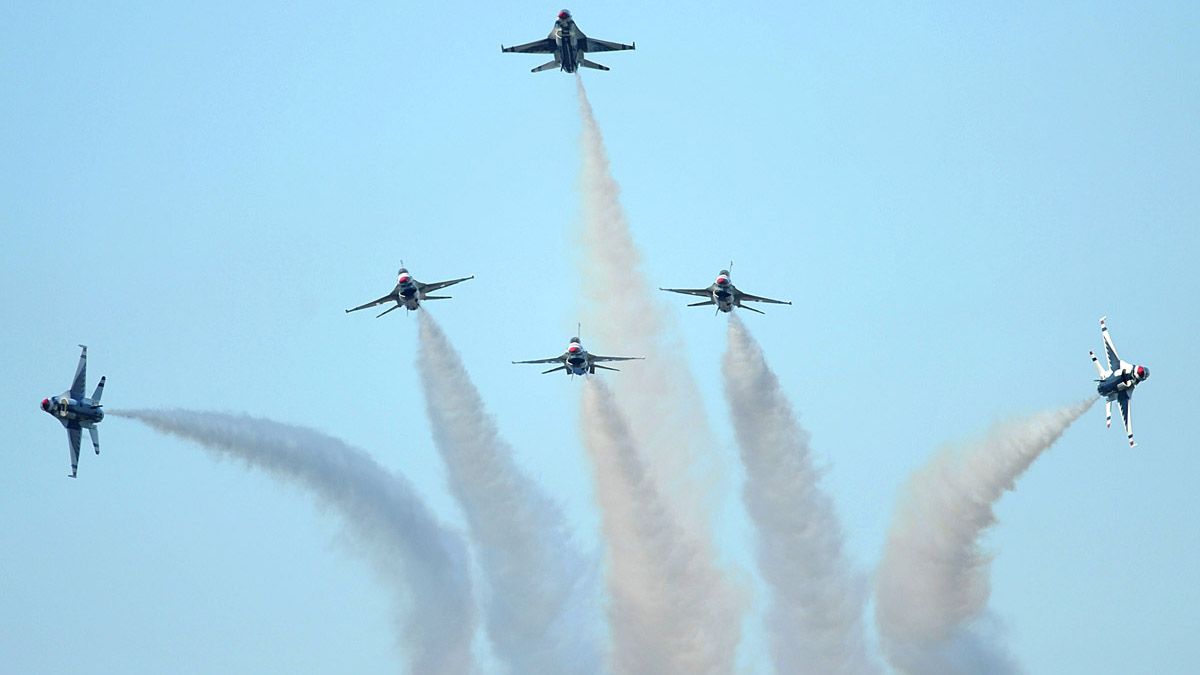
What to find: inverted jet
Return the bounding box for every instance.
[660,266,791,314]
[346,266,473,317]
[513,335,642,375]
[502,9,635,73]
[40,345,105,478]
[1090,316,1150,447]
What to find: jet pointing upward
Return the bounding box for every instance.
[502,9,635,73]
[346,265,473,317]
[661,265,791,314]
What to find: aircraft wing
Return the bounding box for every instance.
[1099,316,1122,371]
[1117,390,1135,447]
[512,354,566,365]
[67,424,81,478]
[70,345,87,399]
[502,37,557,54]
[738,290,792,305]
[420,276,474,293]
[345,292,396,314]
[590,355,644,363]
[660,287,713,298]
[583,36,635,53]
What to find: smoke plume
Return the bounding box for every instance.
[416,312,604,674]
[575,77,721,528]
[114,409,476,675]
[722,315,880,674]
[579,378,743,675]
[873,399,1095,673]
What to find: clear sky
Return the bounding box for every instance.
[2,2,1197,673]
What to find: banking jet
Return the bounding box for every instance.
[502,9,635,73]
[660,266,791,314]
[513,335,642,376]
[40,345,105,478]
[1090,316,1150,447]
[346,266,473,317]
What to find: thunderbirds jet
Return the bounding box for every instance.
[345,266,473,317]
[1090,316,1150,447]
[513,334,642,376]
[40,345,105,478]
[660,266,791,314]
[502,9,635,73]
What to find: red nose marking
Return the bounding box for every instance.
[717,276,729,285]
[568,345,580,353]
[399,275,410,284]
[1137,366,1145,377]
[41,398,50,410]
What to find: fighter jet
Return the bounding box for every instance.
[1090,316,1150,447]
[660,266,791,314]
[502,9,635,73]
[40,345,105,478]
[345,266,473,317]
[513,334,643,375]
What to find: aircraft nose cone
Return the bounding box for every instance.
[568,345,580,353]
[399,275,410,284]
[40,398,50,411]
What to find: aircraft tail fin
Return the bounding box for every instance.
[532,60,560,73]
[1090,350,1110,378]
[91,376,106,403]
[88,426,100,455]
[580,59,610,71]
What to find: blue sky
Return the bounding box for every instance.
[2,2,1197,672]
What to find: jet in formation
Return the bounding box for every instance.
[40,345,105,478]
[513,334,642,375]
[1090,316,1150,447]
[502,9,635,73]
[661,266,791,314]
[346,266,474,317]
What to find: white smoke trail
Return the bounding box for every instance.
[114,409,476,675]
[721,315,881,674]
[579,378,743,675]
[874,399,1096,674]
[416,312,604,674]
[575,77,721,527]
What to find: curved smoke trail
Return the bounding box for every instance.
[416,312,605,674]
[575,77,723,529]
[721,315,880,674]
[874,399,1095,674]
[114,409,477,675]
[579,378,743,675]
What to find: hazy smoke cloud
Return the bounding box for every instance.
[579,379,743,675]
[416,312,604,674]
[114,409,476,675]
[722,316,880,674]
[874,399,1095,674]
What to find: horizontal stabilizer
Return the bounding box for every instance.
[592,364,619,372]
[1089,351,1109,378]
[740,304,766,314]
[541,365,567,375]
[580,59,610,71]
[88,426,100,455]
[376,305,402,318]
[91,376,106,403]
[532,60,560,73]
[422,295,452,300]
[687,300,716,307]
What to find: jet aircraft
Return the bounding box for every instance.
[40,345,105,478]
[660,266,791,314]
[345,266,473,317]
[513,334,642,375]
[1090,316,1150,447]
[502,9,635,73]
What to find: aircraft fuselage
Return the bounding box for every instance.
[1097,368,1141,399]
[553,19,581,72]
[42,395,104,427]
